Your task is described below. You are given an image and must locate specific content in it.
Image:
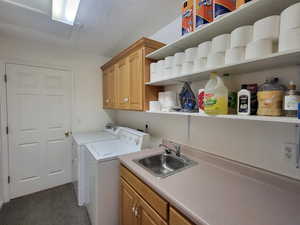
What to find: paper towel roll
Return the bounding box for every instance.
[225,47,245,64]
[281,2,300,30]
[211,34,231,53]
[245,39,275,60]
[164,56,174,68]
[184,47,198,62]
[149,101,161,112]
[182,61,194,74]
[150,62,157,81]
[156,60,165,78]
[172,65,182,78]
[279,28,300,52]
[231,25,253,48]
[253,16,280,41]
[173,52,185,66]
[193,57,207,72]
[197,41,212,58]
[207,52,225,67]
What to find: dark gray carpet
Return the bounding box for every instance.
[0,183,91,225]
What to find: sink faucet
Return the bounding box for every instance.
[159,143,181,157]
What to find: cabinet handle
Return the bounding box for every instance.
[123,98,129,102]
[134,205,140,217]
[132,203,136,215]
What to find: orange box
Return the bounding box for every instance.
[195,0,213,29]
[182,0,194,36]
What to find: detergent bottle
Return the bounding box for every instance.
[204,72,228,115]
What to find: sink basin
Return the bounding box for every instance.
[134,153,197,178]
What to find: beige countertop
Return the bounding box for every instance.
[119,148,300,225]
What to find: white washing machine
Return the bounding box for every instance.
[72,127,119,206]
[83,127,150,225]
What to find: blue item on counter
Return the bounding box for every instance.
[298,102,300,119]
[179,82,197,112]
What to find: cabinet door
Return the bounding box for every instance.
[116,58,130,109]
[137,194,167,225]
[120,179,138,225]
[128,49,143,111]
[107,66,115,108]
[103,69,110,109]
[170,207,194,225]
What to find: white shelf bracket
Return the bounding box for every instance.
[296,125,300,169]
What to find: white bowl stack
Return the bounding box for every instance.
[207,34,230,67]
[193,41,211,72]
[279,3,300,52]
[246,15,280,59]
[182,47,198,75]
[158,91,177,112]
[226,26,252,64]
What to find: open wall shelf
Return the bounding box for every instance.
[146,111,300,124]
[146,0,300,60]
[146,50,300,86]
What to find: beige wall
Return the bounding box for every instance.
[116,19,300,180]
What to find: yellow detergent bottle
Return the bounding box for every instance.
[204,72,228,115]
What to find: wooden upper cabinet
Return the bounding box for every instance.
[116,58,130,109]
[101,37,165,111]
[128,49,143,110]
[103,65,115,109]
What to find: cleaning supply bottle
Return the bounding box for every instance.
[284,81,300,117]
[237,85,251,115]
[204,72,228,114]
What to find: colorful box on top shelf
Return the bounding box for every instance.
[182,0,194,36]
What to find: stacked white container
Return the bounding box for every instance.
[226,26,252,64]
[164,56,174,78]
[246,15,280,59]
[150,62,157,82]
[193,41,211,72]
[279,3,300,52]
[208,34,231,67]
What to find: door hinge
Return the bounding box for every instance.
[4,74,7,83]
[8,176,10,184]
[6,126,8,135]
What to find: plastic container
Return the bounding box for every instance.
[204,73,228,115]
[284,81,300,117]
[257,78,285,116]
[238,85,251,115]
[236,0,252,8]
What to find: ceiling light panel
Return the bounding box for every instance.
[52,0,80,26]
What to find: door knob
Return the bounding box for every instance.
[65,131,72,137]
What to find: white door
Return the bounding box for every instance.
[6,64,72,199]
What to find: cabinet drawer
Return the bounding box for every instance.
[120,165,168,220]
[170,207,194,225]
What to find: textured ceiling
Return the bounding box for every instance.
[0,0,182,57]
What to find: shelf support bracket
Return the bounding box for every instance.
[296,125,300,169]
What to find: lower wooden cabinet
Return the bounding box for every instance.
[169,207,193,225]
[120,179,167,225]
[120,165,196,225]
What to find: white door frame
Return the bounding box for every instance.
[0,60,74,202]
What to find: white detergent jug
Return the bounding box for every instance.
[204,72,228,115]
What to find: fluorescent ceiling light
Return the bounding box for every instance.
[52,0,81,26]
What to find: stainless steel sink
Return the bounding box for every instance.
[133,153,197,178]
